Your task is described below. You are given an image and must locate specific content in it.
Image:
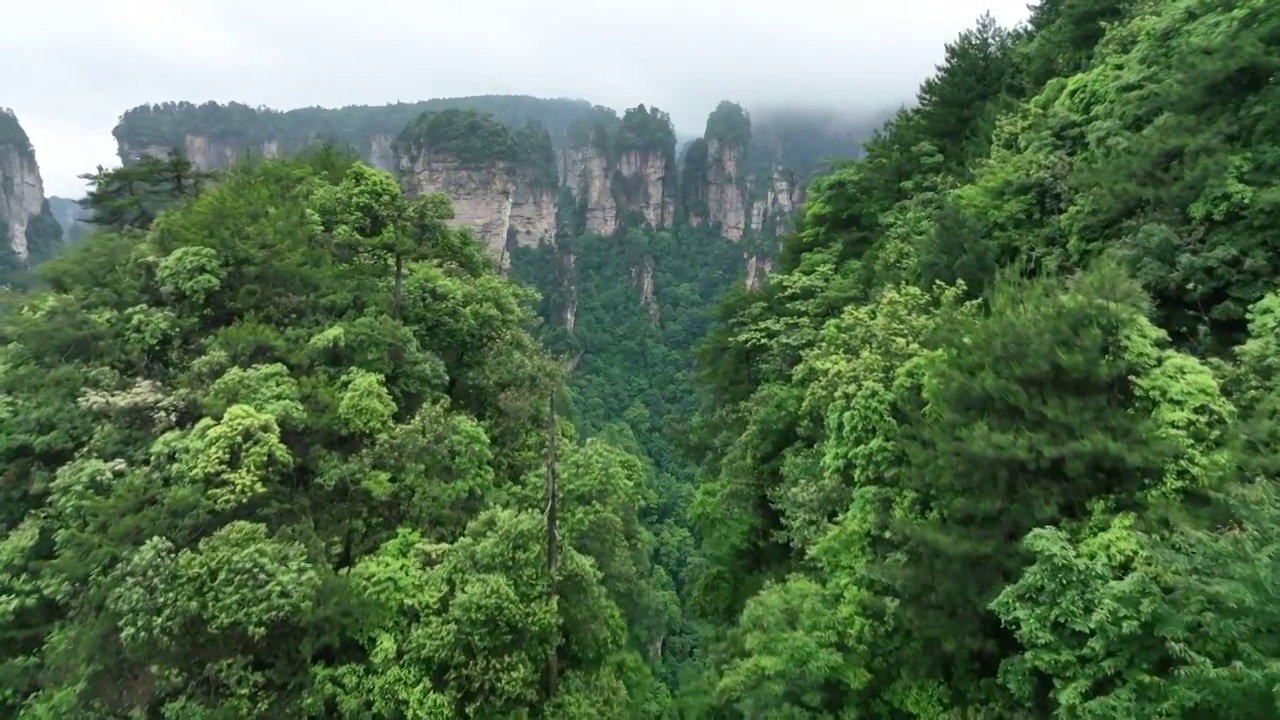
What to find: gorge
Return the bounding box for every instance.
[9,1,1272,714]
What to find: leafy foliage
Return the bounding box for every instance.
[683,1,1280,717]
[396,109,521,167]
[0,154,676,717]
[616,105,677,160]
[10,1,1280,716]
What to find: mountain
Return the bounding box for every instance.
[13,0,1280,715]
[0,108,62,281]
[111,94,880,279]
[47,195,90,242]
[112,95,597,170]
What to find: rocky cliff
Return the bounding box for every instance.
[394,109,560,271]
[557,105,678,238]
[112,95,874,290]
[0,109,61,272]
[559,138,617,236]
[694,102,806,246]
[612,106,677,230]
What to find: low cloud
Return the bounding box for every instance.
[5,0,1031,196]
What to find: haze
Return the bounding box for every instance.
[6,0,1031,197]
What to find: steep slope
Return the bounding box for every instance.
[0,152,681,718]
[0,109,61,278]
[112,94,875,295]
[687,2,1280,717]
[394,109,559,269]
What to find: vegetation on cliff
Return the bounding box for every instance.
[396,109,522,167]
[396,109,559,190]
[0,110,34,156]
[703,101,752,149]
[677,137,711,223]
[613,106,679,228]
[0,203,63,288]
[565,105,622,154]
[513,122,561,191]
[113,95,595,160]
[615,105,677,159]
[6,0,1280,716]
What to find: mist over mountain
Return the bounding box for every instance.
[8,1,1275,718]
[7,0,1031,197]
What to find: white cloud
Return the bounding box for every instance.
[3,0,1033,197]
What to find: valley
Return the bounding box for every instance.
[3,0,1280,717]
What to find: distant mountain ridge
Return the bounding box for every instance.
[112,94,883,277]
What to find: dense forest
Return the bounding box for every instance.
[3,0,1280,717]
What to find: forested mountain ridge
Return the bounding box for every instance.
[5,0,1280,716]
[113,95,598,168]
[0,147,689,716]
[0,109,61,282]
[686,0,1280,716]
[113,95,879,276]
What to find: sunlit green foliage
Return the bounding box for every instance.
[684,0,1280,717]
[0,154,675,717]
[7,0,1280,716]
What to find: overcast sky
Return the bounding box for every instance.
[6,0,1031,197]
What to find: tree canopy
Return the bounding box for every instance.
[5,0,1280,716]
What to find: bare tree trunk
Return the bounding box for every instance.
[545,390,559,698]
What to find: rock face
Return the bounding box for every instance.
[398,154,519,268]
[113,96,596,169]
[0,108,60,265]
[616,149,675,229]
[704,137,748,241]
[509,181,557,249]
[0,147,46,259]
[395,155,562,272]
[638,257,659,323]
[109,96,841,290]
[119,135,282,169]
[685,102,813,289]
[395,154,559,271]
[748,170,802,234]
[745,253,774,291]
[557,105,677,237]
[395,109,560,272]
[368,134,396,171]
[559,141,617,237]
